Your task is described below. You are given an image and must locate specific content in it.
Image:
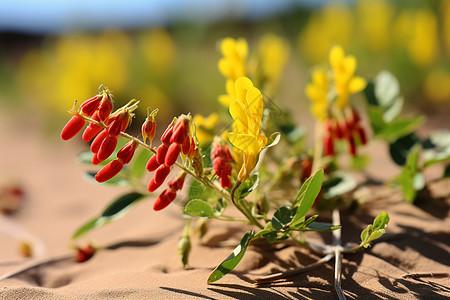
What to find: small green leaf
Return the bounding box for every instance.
[291,169,323,227]
[389,133,421,166]
[360,211,389,248]
[304,222,341,232]
[73,192,145,239]
[400,145,422,202]
[185,199,215,218]
[207,230,255,284]
[367,106,386,134]
[234,173,259,200]
[130,149,153,179]
[102,192,144,217]
[188,179,216,201]
[374,70,400,109]
[322,171,356,199]
[214,198,227,216]
[254,222,276,238]
[376,116,424,142]
[264,132,281,148]
[372,211,390,231]
[271,206,297,230]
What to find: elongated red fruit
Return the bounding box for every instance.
[182,135,191,155]
[91,129,109,153]
[82,112,103,142]
[171,117,189,144]
[97,94,113,122]
[95,160,123,183]
[148,177,162,192]
[165,143,181,166]
[220,176,231,189]
[146,155,160,172]
[92,153,102,165]
[156,144,169,165]
[142,118,156,144]
[167,172,186,191]
[154,164,170,185]
[153,189,177,211]
[117,141,138,164]
[357,126,367,145]
[61,116,85,140]
[80,96,101,117]
[161,124,173,145]
[97,136,118,161]
[348,135,357,156]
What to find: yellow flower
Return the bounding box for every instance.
[218,38,248,81]
[192,113,219,145]
[329,45,366,108]
[228,77,267,182]
[218,79,237,107]
[305,67,330,121]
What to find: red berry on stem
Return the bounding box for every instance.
[153,189,177,211]
[142,118,156,144]
[80,95,101,117]
[95,160,124,183]
[182,135,191,155]
[97,136,118,161]
[117,141,138,165]
[146,155,160,172]
[148,177,163,192]
[323,134,335,156]
[156,144,169,165]
[97,94,113,122]
[154,164,171,185]
[91,129,109,153]
[165,143,181,167]
[61,116,86,141]
[161,124,173,145]
[220,176,231,189]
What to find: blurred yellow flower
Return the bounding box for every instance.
[257,34,290,95]
[218,79,237,107]
[193,113,219,145]
[139,28,176,76]
[228,77,267,182]
[423,70,450,103]
[442,0,450,55]
[356,0,394,52]
[298,2,354,63]
[305,67,330,121]
[329,45,366,108]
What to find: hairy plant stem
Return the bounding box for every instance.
[72,111,264,229]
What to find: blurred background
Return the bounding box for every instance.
[1,0,449,127]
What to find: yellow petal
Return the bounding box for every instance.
[220,38,235,58]
[348,76,367,93]
[343,56,356,76]
[218,59,231,78]
[225,79,236,96]
[235,38,248,60]
[329,45,344,70]
[246,87,263,135]
[235,77,253,106]
[228,133,260,153]
[218,94,232,106]
[229,99,247,133]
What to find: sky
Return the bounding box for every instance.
[0,0,332,34]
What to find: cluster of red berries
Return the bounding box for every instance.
[323,109,368,157]
[211,143,233,188]
[146,115,196,210]
[61,90,143,184]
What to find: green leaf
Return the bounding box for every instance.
[271,206,297,230]
[185,199,215,218]
[188,179,216,201]
[389,133,421,166]
[291,169,323,227]
[351,154,370,171]
[73,192,145,239]
[130,149,153,179]
[214,198,227,216]
[322,171,356,199]
[360,211,389,248]
[444,165,450,178]
[304,222,341,232]
[264,132,281,148]
[400,145,422,202]
[374,70,400,109]
[367,106,386,134]
[234,173,259,200]
[383,96,403,122]
[376,116,424,142]
[254,222,276,238]
[207,230,255,284]
[423,131,450,168]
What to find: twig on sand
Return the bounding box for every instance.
[402,272,450,279]
[332,209,346,300]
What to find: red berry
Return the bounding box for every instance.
[117,141,138,165]
[97,94,113,122]
[348,135,357,156]
[171,117,189,144]
[80,95,101,117]
[61,116,85,141]
[167,172,186,191]
[161,124,173,145]
[156,144,169,165]
[182,135,191,155]
[146,155,160,172]
[76,245,96,263]
[165,143,181,166]
[95,160,124,183]
[92,153,102,165]
[220,176,231,189]
[97,136,118,161]
[91,129,109,153]
[357,126,367,145]
[153,189,177,211]
[148,177,162,192]
[154,164,171,185]
[82,112,103,142]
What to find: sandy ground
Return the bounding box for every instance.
[0,111,449,299]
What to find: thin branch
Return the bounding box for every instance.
[402,272,450,279]
[332,209,346,300]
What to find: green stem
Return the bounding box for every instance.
[311,122,323,173]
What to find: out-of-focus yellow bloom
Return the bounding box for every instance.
[393,10,438,67]
[139,28,175,76]
[257,34,290,95]
[329,45,366,108]
[218,79,237,107]
[423,70,450,103]
[228,77,267,182]
[305,67,330,121]
[356,0,393,52]
[298,3,354,63]
[193,113,219,145]
[218,38,248,81]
